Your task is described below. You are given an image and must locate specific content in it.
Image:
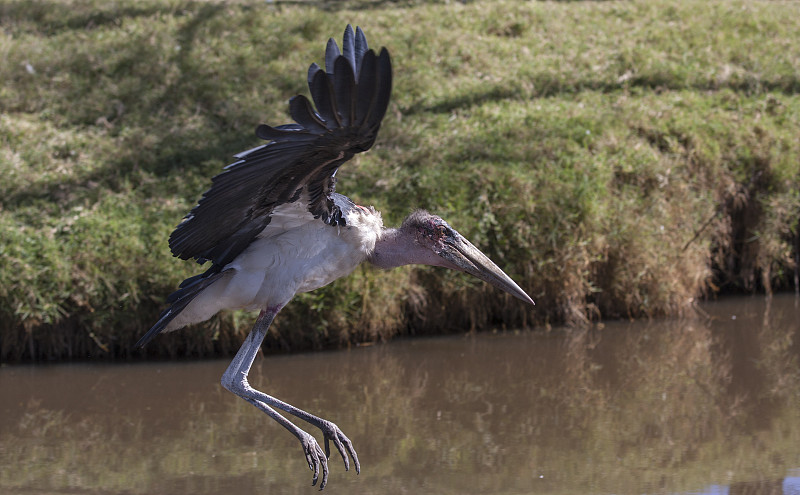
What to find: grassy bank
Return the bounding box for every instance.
[1,0,799,361]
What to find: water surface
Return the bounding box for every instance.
[2,295,800,494]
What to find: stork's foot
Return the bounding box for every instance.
[299,430,329,489]
[317,419,361,475]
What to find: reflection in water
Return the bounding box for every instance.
[1,295,799,494]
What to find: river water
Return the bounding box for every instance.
[2,295,799,494]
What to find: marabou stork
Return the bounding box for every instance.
[136,25,534,489]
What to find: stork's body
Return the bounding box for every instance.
[137,26,533,490]
[157,196,382,332]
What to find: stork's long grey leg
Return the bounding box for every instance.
[221,309,359,490]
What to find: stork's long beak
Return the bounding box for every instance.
[437,232,535,306]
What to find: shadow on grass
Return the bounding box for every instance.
[2,2,260,210]
[0,1,180,35]
[415,75,800,115]
[0,0,424,34]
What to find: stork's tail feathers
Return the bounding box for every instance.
[136,268,230,348]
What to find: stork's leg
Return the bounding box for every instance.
[221,309,359,489]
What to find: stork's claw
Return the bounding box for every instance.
[298,420,358,490]
[318,419,361,475]
[299,431,329,489]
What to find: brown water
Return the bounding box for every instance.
[2,295,800,495]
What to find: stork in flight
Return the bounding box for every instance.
[136,25,534,489]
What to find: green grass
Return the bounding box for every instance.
[1,0,799,360]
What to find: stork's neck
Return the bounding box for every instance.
[369,227,448,269]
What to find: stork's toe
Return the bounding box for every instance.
[299,431,329,489]
[319,419,361,475]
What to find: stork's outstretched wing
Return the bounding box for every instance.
[168,25,392,268]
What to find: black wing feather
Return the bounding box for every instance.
[307,62,322,85]
[310,69,340,127]
[289,95,328,133]
[355,50,377,126]
[325,37,340,74]
[370,47,393,131]
[334,56,355,126]
[354,26,368,77]
[342,24,356,74]
[168,25,392,269]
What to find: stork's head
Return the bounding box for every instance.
[370,210,534,305]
